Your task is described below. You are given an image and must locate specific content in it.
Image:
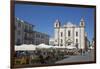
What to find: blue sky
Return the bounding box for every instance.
[15,3,95,43]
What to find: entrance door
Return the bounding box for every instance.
[66,39,73,46]
[68,42,71,46]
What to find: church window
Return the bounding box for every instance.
[76,39,78,43]
[61,39,63,43]
[68,30,70,36]
[76,32,78,36]
[61,32,63,37]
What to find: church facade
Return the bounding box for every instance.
[54,18,87,50]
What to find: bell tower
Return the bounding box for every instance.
[54,19,61,28]
[80,17,85,27]
[54,19,61,46]
[80,17,85,50]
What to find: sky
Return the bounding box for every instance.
[15,3,95,43]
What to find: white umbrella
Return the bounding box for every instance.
[60,46,66,49]
[37,43,53,49]
[66,45,76,49]
[54,46,59,48]
[37,43,48,48]
[15,44,37,51]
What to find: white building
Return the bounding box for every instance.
[54,17,87,50]
[49,38,55,46]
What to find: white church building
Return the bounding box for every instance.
[53,17,88,50]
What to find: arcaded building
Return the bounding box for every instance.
[15,17,34,45]
[15,17,49,45]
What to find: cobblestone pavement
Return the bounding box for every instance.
[55,50,95,63]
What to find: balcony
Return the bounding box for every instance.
[24,37,33,40]
[24,29,33,33]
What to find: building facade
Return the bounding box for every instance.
[54,18,87,50]
[15,17,34,45]
[15,17,49,45]
[33,31,49,45]
[91,38,94,49]
[85,33,90,51]
[49,38,55,46]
